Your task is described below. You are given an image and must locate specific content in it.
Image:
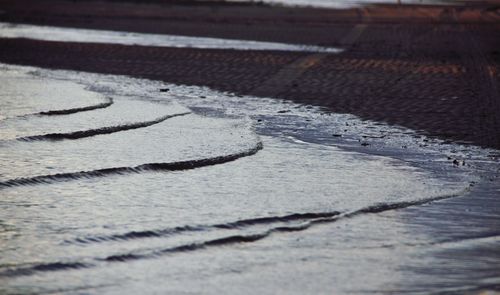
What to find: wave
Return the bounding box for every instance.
[0,141,263,189]
[73,189,470,262]
[9,97,114,120]
[0,262,91,277]
[66,211,341,245]
[0,189,467,278]
[18,112,191,141]
[36,97,114,116]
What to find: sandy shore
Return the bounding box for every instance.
[0,0,499,149]
[0,1,499,293]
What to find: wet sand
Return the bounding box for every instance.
[0,0,500,149]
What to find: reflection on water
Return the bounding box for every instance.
[0,22,341,53]
[0,64,497,294]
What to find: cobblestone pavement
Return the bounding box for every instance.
[0,0,499,149]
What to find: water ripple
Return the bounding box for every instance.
[0,190,467,278]
[35,97,114,116]
[18,112,191,141]
[0,141,263,189]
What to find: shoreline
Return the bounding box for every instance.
[0,0,499,149]
[1,62,497,294]
[0,0,499,293]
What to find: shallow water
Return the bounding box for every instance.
[0,64,497,294]
[0,22,340,53]
[0,70,106,120]
[0,98,189,140]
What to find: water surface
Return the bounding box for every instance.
[0,22,340,53]
[0,64,497,294]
